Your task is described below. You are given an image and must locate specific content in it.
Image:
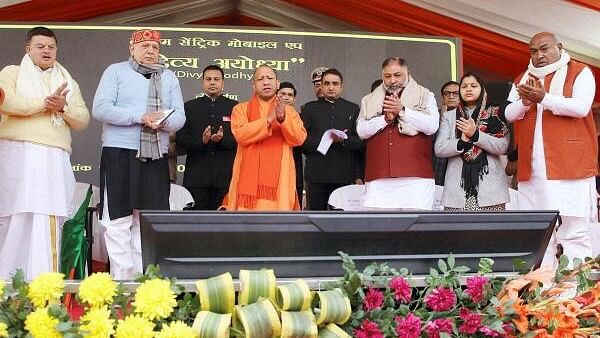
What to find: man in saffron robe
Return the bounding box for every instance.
[222,65,307,210]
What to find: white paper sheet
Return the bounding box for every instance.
[317,129,348,155]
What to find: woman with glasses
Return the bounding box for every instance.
[434,73,510,211]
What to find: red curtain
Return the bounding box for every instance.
[287,0,600,101]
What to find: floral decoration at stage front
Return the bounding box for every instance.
[0,254,598,338]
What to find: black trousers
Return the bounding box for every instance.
[187,186,229,210]
[306,182,350,210]
[100,147,170,220]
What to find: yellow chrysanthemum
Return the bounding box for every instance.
[24,308,61,338]
[114,314,155,338]
[133,279,177,320]
[79,306,115,338]
[0,322,8,338]
[27,272,65,308]
[155,321,195,338]
[78,272,117,308]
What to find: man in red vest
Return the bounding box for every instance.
[357,57,439,209]
[506,32,597,268]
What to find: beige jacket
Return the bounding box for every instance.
[0,65,89,153]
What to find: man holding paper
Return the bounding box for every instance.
[92,29,185,279]
[301,69,364,210]
[0,26,89,279]
[357,57,439,210]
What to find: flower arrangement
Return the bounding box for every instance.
[334,252,600,337]
[0,254,598,338]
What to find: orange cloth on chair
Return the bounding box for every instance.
[222,96,306,211]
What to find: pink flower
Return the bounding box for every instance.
[465,275,489,303]
[363,288,384,311]
[425,318,453,338]
[424,287,457,312]
[355,319,385,338]
[389,276,412,303]
[395,313,421,338]
[458,308,482,335]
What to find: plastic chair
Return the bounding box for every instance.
[169,183,194,210]
[327,184,365,210]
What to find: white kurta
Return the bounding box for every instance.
[505,66,596,267]
[357,93,439,210]
[505,67,596,218]
[0,140,75,217]
[0,140,75,279]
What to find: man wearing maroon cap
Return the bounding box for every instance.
[93,29,185,280]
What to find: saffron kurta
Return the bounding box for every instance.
[223,97,307,210]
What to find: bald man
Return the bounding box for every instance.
[222,65,307,211]
[505,32,597,268]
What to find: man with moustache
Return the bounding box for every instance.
[222,65,306,211]
[505,32,597,268]
[176,65,238,210]
[0,26,89,279]
[93,29,185,279]
[301,69,364,210]
[357,57,439,210]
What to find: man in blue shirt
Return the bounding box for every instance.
[92,29,185,280]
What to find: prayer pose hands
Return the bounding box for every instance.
[45,82,69,114]
[201,125,224,144]
[211,125,224,143]
[383,91,404,123]
[517,76,545,106]
[456,117,477,142]
[202,125,212,144]
[268,96,286,125]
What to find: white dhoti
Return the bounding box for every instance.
[361,177,435,210]
[519,175,595,269]
[100,189,142,280]
[0,140,75,280]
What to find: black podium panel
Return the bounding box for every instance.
[139,211,558,279]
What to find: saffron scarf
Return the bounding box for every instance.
[236,95,284,208]
[455,91,508,199]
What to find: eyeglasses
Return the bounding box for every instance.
[443,91,459,98]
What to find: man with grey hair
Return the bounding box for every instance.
[93,29,185,279]
[357,57,439,210]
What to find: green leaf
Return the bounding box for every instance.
[348,272,362,295]
[512,258,530,274]
[557,255,569,271]
[438,259,448,273]
[430,268,440,278]
[55,321,73,332]
[363,264,376,277]
[453,266,470,273]
[439,332,452,338]
[447,254,455,269]
[478,258,494,274]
